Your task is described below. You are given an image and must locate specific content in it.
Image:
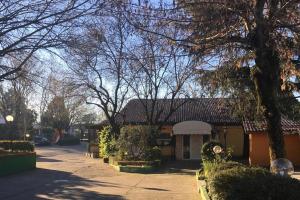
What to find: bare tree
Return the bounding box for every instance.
[0,0,100,81]
[65,12,132,136]
[125,24,196,126]
[40,73,88,127]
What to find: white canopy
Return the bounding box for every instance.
[173,121,212,135]
[0,115,5,125]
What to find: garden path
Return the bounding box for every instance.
[0,144,200,200]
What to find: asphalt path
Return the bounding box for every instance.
[0,144,200,200]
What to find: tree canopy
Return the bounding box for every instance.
[41,96,70,132]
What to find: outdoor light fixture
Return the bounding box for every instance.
[6,115,14,122]
[213,145,223,154]
[25,134,30,138]
[6,115,14,151]
[270,158,294,176]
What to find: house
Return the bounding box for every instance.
[243,118,300,166]
[100,98,300,166]
[113,98,246,160]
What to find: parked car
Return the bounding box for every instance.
[34,136,51,146]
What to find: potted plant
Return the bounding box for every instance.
[103,157,109,163]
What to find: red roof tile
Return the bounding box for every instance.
[116,98,241,125]
[243,118,300,134]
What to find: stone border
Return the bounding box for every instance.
[109,163,158,173]
[196,171,210,200]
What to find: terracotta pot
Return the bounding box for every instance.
[103,157,109,163]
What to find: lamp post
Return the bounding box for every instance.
[270,158,294,176]
[6,115,14,151]
[25,133,30,141]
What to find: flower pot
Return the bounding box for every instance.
[103,157,109,163]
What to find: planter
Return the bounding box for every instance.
[110,164,158,173]
[118,165,157,173]
[0,152,36,176]
[117,160,161,167]
[103,157,109,163]
[109,159,161,173]
[196,179,210,200]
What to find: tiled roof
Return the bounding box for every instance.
[115,98,241,125]
[243,118,300,134]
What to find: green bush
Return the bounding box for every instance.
[98,126,117,158]
[144,146,161,161]
[203,161,245,178]
[207,166,300,200]
[0,140,34,152]
[117,125,159,161]
[58,134,80,146]
[201,141,225,162]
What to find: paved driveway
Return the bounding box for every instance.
[0,144,200,200]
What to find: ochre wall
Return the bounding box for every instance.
[217,126,244,157]
[249,133,300,166]
[160,125,173,135]
[226,126,245,157]
[161,146,172,157]
[160,125,173,157]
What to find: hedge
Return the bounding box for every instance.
[57,135,80,146]
[203,161,245,178]
[204,161,300,200]
[0,140,34,152]
[0,152,36,176]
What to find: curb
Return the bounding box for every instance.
[197,180,210,200]
[109,163,157,173]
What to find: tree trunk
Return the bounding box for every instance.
[253,1,286,161]
[109,120,120,139]
[253,48,286,161]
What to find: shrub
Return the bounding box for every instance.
[98,126,117,158]
[144,146,161,161]
[117,125,159,161]
[58,134,80,146]
[203,161,245,178]
[0,140,34,152]
[196,168,206,180]
[201,141,225,162]
[207,166,300,200]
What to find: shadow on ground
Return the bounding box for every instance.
[0,168,124,200]
[37,156,63,163]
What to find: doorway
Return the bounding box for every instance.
[183,135,190,159]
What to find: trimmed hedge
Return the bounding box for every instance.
[203,161,245,178]
[117,160,161,167]
[0,140,34,152]
[204,161,300,200]
[0,152,36,176]
[108,156,161,167]
[118,165,157,173]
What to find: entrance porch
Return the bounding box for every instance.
[173,121,212,160]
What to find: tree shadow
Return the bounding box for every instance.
[0,168,124,200]
[37,157,63,162]
[142,187,169,191]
